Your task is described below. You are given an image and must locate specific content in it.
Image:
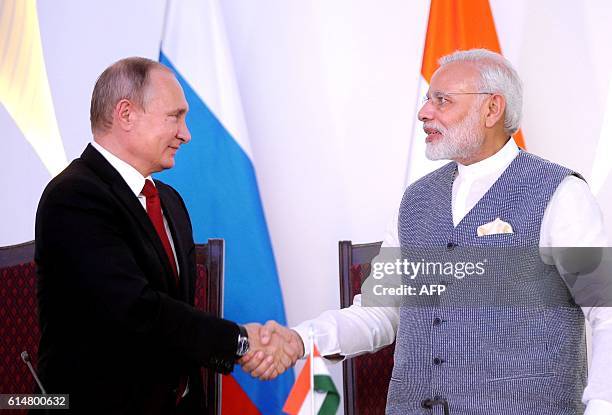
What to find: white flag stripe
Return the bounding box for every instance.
[590,77,612,195]
[161,0,252,158]
[405,75,448,186]
[296,391,326,415]
[297,357,336,415]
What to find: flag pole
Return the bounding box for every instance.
[309,326,315,415]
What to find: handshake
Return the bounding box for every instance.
[239,321,305,380]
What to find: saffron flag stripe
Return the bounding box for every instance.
[158,1,294,414]
[421,0,501,82]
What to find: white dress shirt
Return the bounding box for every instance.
[91,141,180,274]
[294,138,612,414]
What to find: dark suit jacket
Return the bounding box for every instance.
[34,144,239,414]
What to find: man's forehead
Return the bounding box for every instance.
[147,69,186,101]
[149,68,180,89]
[430,61,480,91]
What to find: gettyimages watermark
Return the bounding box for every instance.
[360,246,612,308]
[370,257,487,297]
[371,258,487,280]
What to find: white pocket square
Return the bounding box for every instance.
[477,218,513,236]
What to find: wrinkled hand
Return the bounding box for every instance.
[239,321,304,380]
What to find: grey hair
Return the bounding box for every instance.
[90,57,171,134]
[439,49,523,135]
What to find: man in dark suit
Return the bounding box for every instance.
[34,57,299,414]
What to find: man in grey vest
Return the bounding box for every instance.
[242,49,612,414]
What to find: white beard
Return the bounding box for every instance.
[424,109,485,162]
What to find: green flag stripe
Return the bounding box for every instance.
[314,375,338,394]
[314,375,340,415]
[318,391,340,415]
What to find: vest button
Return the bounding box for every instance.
[421,399,434,409]
[446,242,456,250]
[433,317,442,326]
[433,357,444,365]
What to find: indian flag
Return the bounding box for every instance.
[283,346,340,415]
[405,0,526,185]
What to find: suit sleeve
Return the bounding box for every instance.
[36,178,239,373]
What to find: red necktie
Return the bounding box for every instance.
[142,180,187,403]
[141,180,179,284]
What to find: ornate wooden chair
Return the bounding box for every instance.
[194,239,224,415]
[338,240,395,415]
[0,241,38,413]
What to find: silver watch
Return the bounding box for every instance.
[236,325,250,357]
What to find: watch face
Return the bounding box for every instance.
[237,336,250,356]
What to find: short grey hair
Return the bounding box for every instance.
[90,57,170,134]
[439,49,523,135]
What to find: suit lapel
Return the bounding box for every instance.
[80,145,178,293]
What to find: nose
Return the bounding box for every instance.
[418,99,434,123]
[177,118,191,144]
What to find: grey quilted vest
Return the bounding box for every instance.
[387,151,587,414]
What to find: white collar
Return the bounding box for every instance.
[91,141,153,197]
[456,137,520,179]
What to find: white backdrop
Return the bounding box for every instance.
[2,1,612,410]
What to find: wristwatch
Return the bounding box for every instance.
[236,325,250,357]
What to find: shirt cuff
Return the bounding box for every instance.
[292,320,342,362]
[585,399,612,415]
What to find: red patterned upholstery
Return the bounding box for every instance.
[339,240,393,415]
[0,242,38,414]
[194,263,208,310]
[349,263,395,415]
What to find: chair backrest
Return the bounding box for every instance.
[0,239,224,415]
[339,240,395,415]
[194,239,224,415]
[0,241,38,404]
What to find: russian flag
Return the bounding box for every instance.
[157,0,294,413]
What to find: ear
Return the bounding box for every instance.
[484,94,506,129]
[114,99,137,131]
